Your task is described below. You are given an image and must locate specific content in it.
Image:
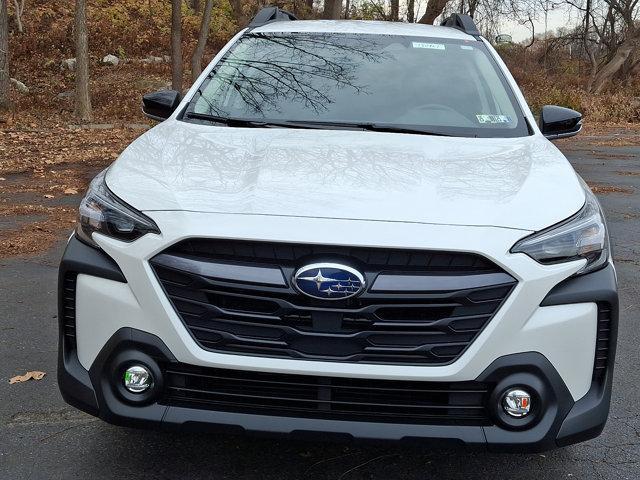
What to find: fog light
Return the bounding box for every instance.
[502,388,531,418]
[123,365,153,393]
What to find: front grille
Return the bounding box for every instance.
[593,302,612,380]
[151,239,516,365]
[61,273,78,350]
[164,239,502,272]
[162,364,492,425]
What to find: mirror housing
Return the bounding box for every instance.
[540,105,582,140]
[142,90,181,122]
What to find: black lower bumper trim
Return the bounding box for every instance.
[57,326,613,451]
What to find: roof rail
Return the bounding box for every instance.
[441,13,481,37]
[248,6,298,28]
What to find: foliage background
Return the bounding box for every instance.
[4,0,640,123]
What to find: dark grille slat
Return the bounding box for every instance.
[169,239,500,272]
[593,303,612,379]
[162,364,492,425]
[61,274,78,350]
[166,397,488,422]
[165,386,486,410]
[164,369,487,394]
[151,239,516,366]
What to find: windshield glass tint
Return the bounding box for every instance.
[188,32,529,138]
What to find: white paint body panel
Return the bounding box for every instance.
[74,22,599,404]
[107,123,584,232]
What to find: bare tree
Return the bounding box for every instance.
[322,0,342,18]
[12,0,23,33]
[408,0,416,21]
[74,0,92,122]
[230,0,244,24]
[171,0,183,91]
[591,26,640,92]
[0,0,8,111]
[191,0,213,82]
[561,0,640,91]
[391,0,400,19]
[418,0,451,23]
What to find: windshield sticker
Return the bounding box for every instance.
[412,42,445,50]
[476,114,512,124]
[460,45,474,50]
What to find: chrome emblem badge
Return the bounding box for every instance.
[293,263,365,300]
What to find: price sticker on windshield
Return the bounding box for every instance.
[412,42,445,50]
[476,114,512,124]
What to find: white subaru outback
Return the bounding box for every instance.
[58,9,618,452]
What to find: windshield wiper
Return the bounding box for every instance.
[185,112,322,129]
[356,123,454,137]
[185,112,269,127]
[185,113,454,136]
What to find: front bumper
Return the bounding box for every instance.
[58,233,618,451]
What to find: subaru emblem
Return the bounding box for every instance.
[293,263,365,300]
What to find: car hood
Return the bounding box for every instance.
[107,120,585,232]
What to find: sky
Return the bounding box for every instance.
[497,6,579,42]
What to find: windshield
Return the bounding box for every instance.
[185,32,530,138]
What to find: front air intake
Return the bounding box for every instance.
[150,239,517,366]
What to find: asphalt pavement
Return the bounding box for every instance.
[0,134,638,479]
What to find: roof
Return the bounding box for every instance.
[252,20,477,41]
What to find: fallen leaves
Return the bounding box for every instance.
[0,205,76,257]
[588,136,640,147]
[588,183,635,195]
[9,371,46,384]
[0,126,141,258]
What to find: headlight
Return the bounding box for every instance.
[511,178,609,275]
[76,169,160,248]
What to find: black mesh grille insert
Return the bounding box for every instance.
[151,239,517,365]
[593,302,612,380]
[61,273,78,350]
[161,364,493,425]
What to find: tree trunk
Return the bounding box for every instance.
[230,0,243,25]
[171,0,183,92]
[407,0,415,22]
[191,0,213,83]
[390,0,399,21]
[467,0,479,17]
[0,0,8,111]
[190,0,200,11]
[322,0,341,19]
[590,28,640,93]
[12,0,23,33]
[417,0,449,24]
[74,0,92,122]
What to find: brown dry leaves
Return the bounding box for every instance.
[0,126,141,258]
[9,371,46,384]
[588,136,640,148]
[588,183,635,195]
[0,127,138,177]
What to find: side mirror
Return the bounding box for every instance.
[142,90,181,122]
[540,105,582,140]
